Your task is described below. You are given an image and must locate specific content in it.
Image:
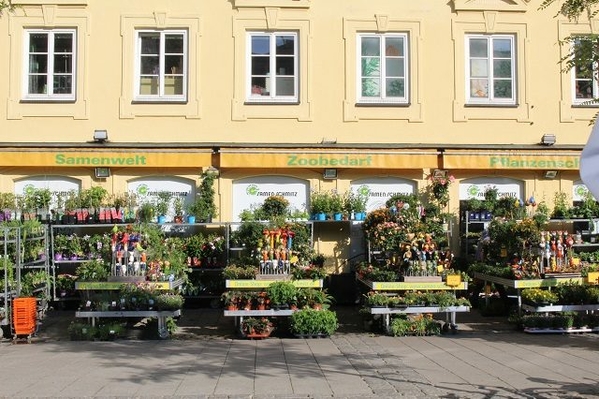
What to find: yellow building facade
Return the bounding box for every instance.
[0,0,596,267]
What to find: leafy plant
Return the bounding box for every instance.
[289,309,338,336]
[266,281,298,307]
[363,291,389,307]
[75,259,109,281]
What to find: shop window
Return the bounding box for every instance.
[23,29,76,101]
[357,33,408,104]
[134,30,187,102]
[247,32,298,103]
[465,34,516,105]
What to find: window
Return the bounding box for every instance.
[24,29,76,101]
[357,33,408,104]
[571,37,598,103]
[465,34,516,105]
[247,32,298,102]
[135,30,187,102]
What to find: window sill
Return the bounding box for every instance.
[131,101,188,105]
[356,102,410,108]
[20,99,76,104]
[464,103,518,108]
[244,101,300,105]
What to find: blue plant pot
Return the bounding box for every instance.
[187,215,196,224]
[157,215,167,224]
[316,212,326,221]
[334,212,343,221]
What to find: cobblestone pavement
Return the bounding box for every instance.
[0,306,598,399]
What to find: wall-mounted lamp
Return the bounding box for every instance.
[544,170,558,179]
[541,134,556,146]
[93,129,108,143]
[323,168,337,179]
[94,167,111,178]
[204,165,220,177]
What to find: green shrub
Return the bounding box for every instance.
[289,309,338,336]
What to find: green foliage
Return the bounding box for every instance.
[265,281,298,306]
[289,309,338,336]
[154,293,185,310]
[363,291,389,307]
[222,264,258,279]
[390,314,441,336]
[261,195,290,219]
[75,259,109,281]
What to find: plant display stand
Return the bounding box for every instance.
[473,272,584,314]
[75,309,181,339]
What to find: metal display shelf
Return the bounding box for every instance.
[75,309,181,339]
[473,272,586,314]
[224,309,298,329]
[370,306,471,332]
[357,278,468,291]
[225,279,323,289]
[521,304,599,313]
[75,279,184,291]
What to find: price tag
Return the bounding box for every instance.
[446,274,461,287]
[437,265,445,273]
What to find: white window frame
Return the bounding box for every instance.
[22,29,76,101]
[246,31,298,103]
[134,29,188,102]
[356,33,409,104]
[571,37,599,104]
[465,34,516,105]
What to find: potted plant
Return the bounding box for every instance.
[265,281,298,309]
[188,170,218,223]
[137,201,155,223]
[345,190,368,220]
[329,191,344,220]
[154,191,172,223]
[261,195,290,220]
[241,317,274,337]
[551,192,571,219]
[173,196,184,223]
[34,187,52,221]
[309,190,331,220]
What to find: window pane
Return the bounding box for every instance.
[385,37,404,56]
[276,77,294,95]
[54,34,73,53]
[276,57,294,75]
[576,80,594,99]
[470,59,487,78]
[164,76,183,95]
[139,76,159,95]
[165,55,183,75]
[140,34,160,54]
[494,80,512,98]
[361,37,380,56]
[493,39,512,58]
[165,34,184,53]
[470,79,488,98]
[29,54,47,73]
[275,36,295,55]
[469,38,487,57]
[29,33,48,53]
[575,63,594,79]
[385,58,404,77]
[251,77,268,95]
[29,75,47,94]
[362,78,380,97]
[140,56,159,75]
[493,59,512,78]
[54,54,72,73]
[386,78,404,97]
[362,58,380,77]
[53,75,72,94]
[251,36,270,55]
[251,56,270,75]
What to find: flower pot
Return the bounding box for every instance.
[187,215,196,224]
[333,212,342,221]
[315,212,326,221]
[157,215,166,224]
